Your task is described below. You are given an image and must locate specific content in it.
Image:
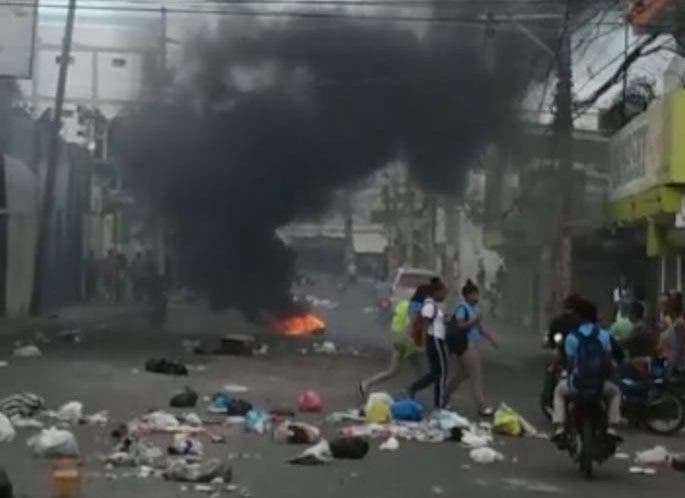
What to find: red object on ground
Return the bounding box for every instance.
[297,390,323,413]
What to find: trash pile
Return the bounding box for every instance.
[629,445,685,476]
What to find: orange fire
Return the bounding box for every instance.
[277,313,326,337]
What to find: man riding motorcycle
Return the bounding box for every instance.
[552,298,622,443]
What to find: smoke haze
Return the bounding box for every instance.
[114,11,544,319]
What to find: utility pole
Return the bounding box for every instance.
[30,0,78,315]
[552,6,574,310]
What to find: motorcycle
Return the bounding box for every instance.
[562,389,618,478]
[541,358,685,436]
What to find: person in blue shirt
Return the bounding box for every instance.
[446,279,498,417]
[552,298,621,442]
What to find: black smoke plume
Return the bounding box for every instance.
[114,14,542,320]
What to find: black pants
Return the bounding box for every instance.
[409,335,449,408]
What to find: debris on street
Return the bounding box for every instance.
[168,434,204,457]
[379,436,399,452]
[163,459,232,483]
[289,440,333,465]
[312,341,337,355]
[223,384,249,395]
[635,446,671,466]
[56,401,83,424]
[27,427,79,458]
[0,413,16,443]
[297,390,323,413]
[273,421,321,445]
[12,345,42,358]
[330,437,370,459]
[145,358,188,376]
[170,388,199,408]
[469,447,504,464]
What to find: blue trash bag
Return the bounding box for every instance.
[391,399,424,421]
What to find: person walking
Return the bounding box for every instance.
[407,280,449,409]
[359,298,423,398]
[446,279,498,417]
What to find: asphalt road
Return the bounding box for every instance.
[0,277,683,498]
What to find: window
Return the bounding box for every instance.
[111,57,127,68]
[55,55,74,65]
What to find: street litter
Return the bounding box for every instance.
[273,421,321,444]
[168,434,204,457]
[391,399,423,422]
[460,430,493,449]
[312,341,337,355]
[0,361,8,368]
[57,401,84,424]
[429,409,470,431]
[254,344,269,356]
[83,411,109,426]
[208,394,253,416]
[297,390,323,413]
[0,392,45,418]
[363,393,394,422]
[27,427,79,458]
[379,436,399,452]
[635,446,671,465]
[244,410,271,434]
[469,447,504,464]
[304,295,338,309]
[326,409,364,424]
[223,384,249,394]
[128,411,202,435]
[0,414,16,443]
[492,403,539,437]
[181,413,203,427]
[326,408,364,424]
[170,388,199,408]
[108,437,164,467]
[330,437,370,459]
[9,416,43,429]
[12,345,41,358]
[186,364,208,373]
[431,485,445,495]
[145,358,188,376]
[289,439,333,465]
[629,466,657,476]
[615,452,630,460]
[163,458,232,483]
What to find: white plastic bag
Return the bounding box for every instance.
[0,413,16,443]
[13,345,42,358]
[27,427,79,458]
[57,401,84,424]
[460,430,492,449]
[430,409,470,431]
[379,436,399,452]
[145,411,180,432]
[469,447,504,464]
[635,446,671,465]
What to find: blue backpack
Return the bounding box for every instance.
[572,327,611,392]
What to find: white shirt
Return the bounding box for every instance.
[421,298,446,340]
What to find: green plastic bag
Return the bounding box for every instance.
[492,404,523,436]
[364,400,391,424]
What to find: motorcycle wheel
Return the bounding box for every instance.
[643,389,685,435]
[579,418,594,479]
